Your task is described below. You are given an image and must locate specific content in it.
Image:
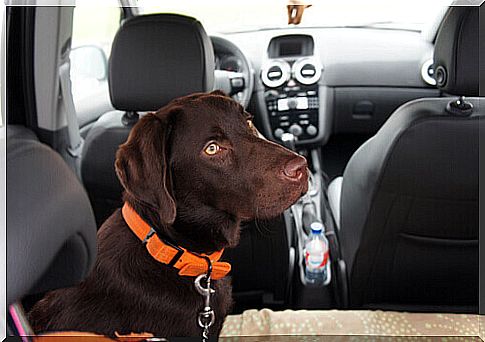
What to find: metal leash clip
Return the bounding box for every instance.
[194,273,216,341]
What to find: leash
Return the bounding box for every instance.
[194,274,215,341]
[194,256,215,342]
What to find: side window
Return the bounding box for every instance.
[70,4,121,124]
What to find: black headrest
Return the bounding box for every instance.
[109,14,215,112]
[7,129,97,305]
[433,6,479,96]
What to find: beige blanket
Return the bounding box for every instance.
[221,309,481,338]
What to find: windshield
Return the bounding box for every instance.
[141,0,452,34]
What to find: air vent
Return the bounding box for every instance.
[421,59,437,86]
[261,60,291,88]
[293,58,322,85]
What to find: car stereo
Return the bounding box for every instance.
[265,86,319,141]
[260,34,323,144]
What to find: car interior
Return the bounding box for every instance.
[4,0,483,338]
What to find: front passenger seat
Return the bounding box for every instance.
[81,14,215,225]
[328,6,481,313]
[7,126,97,311]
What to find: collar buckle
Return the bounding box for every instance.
[142,227,157,244]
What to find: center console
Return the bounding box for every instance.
[257,34,331,147]
[289,149,336,309]
[255,34,337,308]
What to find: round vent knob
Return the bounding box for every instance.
[293,58,322,85]
[261,60,291,88]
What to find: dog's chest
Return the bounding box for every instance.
[115,275,232,337]
[96,216,233,336]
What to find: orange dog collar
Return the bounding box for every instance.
[122,203,231,280]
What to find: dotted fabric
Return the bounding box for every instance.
[220,309,481,338]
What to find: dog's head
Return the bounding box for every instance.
[115,91,308,250]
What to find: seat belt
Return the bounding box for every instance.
[59,62,84,159]
[58,61,84,180]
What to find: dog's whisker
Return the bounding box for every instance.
[254,206,273,237]
[254,206,263,236]
[260,219,274,236]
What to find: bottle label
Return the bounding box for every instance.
[305,250,329,270]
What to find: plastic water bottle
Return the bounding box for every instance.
[304,222,329,285]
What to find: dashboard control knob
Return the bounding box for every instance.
[288,124,303,137]
[274,128,285,139]
[287,97,298,110]
[306,125,318,136]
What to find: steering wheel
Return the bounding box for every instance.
[211,36,254,109]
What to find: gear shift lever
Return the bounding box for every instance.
[281,132,297,151]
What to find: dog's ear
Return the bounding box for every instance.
[115,110,176,226]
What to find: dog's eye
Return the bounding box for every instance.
[204,142,221,156]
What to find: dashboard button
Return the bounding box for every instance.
[287,98,298,110]
[231,77,244,89]
[274,128,285,139]
[288,124,303,137]
[306,125,318,136]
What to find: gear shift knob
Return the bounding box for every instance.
[281,132,297,151]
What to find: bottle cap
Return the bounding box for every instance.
[310,222,324,233]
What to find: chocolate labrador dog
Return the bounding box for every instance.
[29,91,308,338]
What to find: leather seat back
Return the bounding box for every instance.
[338,7,481,312]
[81,14,215,225]
[341,98,481,311]
[7,126,97,305]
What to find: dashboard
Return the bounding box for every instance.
[213,27,441,147]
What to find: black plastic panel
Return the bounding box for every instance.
[333,87,440,134]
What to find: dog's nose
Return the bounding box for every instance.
[282,156,307,182]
